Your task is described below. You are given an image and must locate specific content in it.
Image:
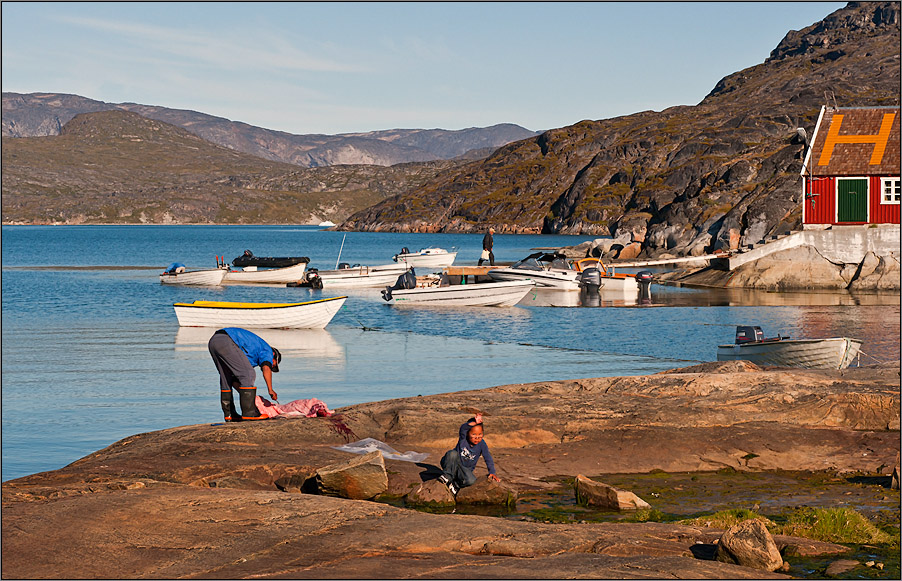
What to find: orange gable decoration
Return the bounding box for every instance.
[807,107,900,176]
[817,112,895,166]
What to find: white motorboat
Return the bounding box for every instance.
[222,261,309,284]
[173,296,347,329]
[573,258,640,293]
[716,325,862,369]
[298,263,411,288]
[488,252,581,289]
[392,247,457,269]
[382,274,535,307]
[159,263,226,286]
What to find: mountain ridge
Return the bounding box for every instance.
[1,93,538,167]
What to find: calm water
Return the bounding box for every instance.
[2,225,899,481]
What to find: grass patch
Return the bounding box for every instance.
[775,507,895,546]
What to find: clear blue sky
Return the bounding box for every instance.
[2,1,846,134]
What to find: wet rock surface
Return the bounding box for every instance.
[2,363,898,579]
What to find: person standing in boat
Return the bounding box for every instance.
[478,227,495,266]
[208,327,281,421]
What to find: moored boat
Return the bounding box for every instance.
[230,250,310,269]
[392,247,457,269]
[382,269,535,307]
[291,263,410,289]
[573,258,641,293]
[173,296,347,329]
[488,252,580,289]
[222,261,309,284]
[159,263,226,286]
[716,325,862,369]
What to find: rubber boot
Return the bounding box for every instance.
[221,389,240,421]
[238,387,266,420]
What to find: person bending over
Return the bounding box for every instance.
[208,327,280,421]
[438,413,500,495]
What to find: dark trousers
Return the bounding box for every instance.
[440,449,478,488]
[208,332,262,420]
[477,250,495,266]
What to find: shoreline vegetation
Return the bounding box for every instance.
[3,361,899,579]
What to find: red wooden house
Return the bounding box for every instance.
[801,106,900,226]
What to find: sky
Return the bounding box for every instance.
[2,1,846,135]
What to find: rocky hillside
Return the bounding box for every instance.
[1,110,460,224]
[1,93,538,167]
[343,2,901,257]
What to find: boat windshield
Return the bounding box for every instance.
[510,257,544,271]
[549,258,573,271]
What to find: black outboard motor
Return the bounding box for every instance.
[735,325,764,344]
[579,266,601,292]
[305,268,323,289]
[381,268,417,301]
[636,270,654,303]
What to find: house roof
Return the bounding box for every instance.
[803,106,900,177]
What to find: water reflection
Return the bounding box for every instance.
[174,327,345,361]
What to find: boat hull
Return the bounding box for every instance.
[160,268,226,286]
[389,280,535,307]
[488,268,579,290]
[596,275,639,293]
[173,297,347,329]
[317,264,410,288]
[716,337,862,369]
[393,249,457,269]
[222,262,308,284]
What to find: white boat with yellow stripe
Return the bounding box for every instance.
[173,296,347,329]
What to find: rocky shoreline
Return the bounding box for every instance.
[3,361,900,578]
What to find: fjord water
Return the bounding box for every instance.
[2,225,899,481]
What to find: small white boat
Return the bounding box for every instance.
[392,247,457,269]
[173,296,347,329]
[312,263,410,288]
[159,266,226,286]
[222,261,308,284]
[383,276,535,307]
[716,325,862,369]
[573,258,640,293]
[488,252,580,289]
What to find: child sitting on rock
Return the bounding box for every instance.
[438,413,500,495]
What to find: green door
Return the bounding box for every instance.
[837,178,868,222]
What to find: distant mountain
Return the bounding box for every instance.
[1,93,539,167]
[342,1,901,257]
[1,109,461,225]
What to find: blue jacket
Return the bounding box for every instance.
[455,421,495,475]
[222,328,275,370]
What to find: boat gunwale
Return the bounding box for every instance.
[174,296,348,309]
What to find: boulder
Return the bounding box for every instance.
[454,478,518,506]
[617,242,642,260]
[315,450,388,500]
[574,475,651,511]
[714,519,783,572]
[404,479,455,507]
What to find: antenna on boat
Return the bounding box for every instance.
[335,233,347,269]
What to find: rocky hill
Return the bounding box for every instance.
[1,93,538,167]
[1,110,460,224]
[342,2,901,257]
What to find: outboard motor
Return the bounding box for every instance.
[381,268,417,301]
[735,325,764,344]
[305,268,323,289]
[579,266,601,292]
[636,270,654,303]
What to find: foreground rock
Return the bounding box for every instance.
[715,519,784,571]
[315,449,387,499]
[2,362,896,579]
[575,474,651,510]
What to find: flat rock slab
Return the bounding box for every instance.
[1,486,789,579]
